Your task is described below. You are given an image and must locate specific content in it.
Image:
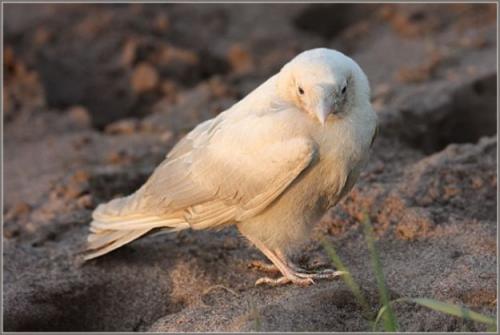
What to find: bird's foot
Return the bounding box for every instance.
[255,275,314,287]
[293,268,345,280]
[248,260,280,273]
[255,268,344,287]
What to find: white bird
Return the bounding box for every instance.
[85,48,378,287]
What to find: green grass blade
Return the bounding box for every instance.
[374,297,497,331]
[322,239,373,320]
[249,298,262,331]
[363,213,399,332]
[407,298,497,326]
[373,304,389,331]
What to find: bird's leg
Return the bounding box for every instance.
[275,249,344,280]
[254,248,314,287]
[244,235,314,287]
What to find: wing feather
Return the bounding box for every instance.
[136,107,317,230]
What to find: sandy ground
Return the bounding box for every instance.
[3,3,497,331]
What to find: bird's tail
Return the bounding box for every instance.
[84,194,189,260]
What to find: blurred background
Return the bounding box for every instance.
[3,3,497,332]
[4,3,496,131]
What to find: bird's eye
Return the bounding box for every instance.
[298,86,304,95]
[341,85,347,94]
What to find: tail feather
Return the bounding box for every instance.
[84,228,152,260]
[90,216,186,231]
[88,229,124,245]
[84,194,189,261]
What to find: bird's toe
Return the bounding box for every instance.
[255,275,315,287]
[255,276,291,286]
[294,268,344,280]
[293,277,315,287]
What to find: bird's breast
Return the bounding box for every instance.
[310,114,374,208]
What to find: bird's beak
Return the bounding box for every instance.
[315,101,334,126]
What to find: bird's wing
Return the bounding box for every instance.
[166,118,215,160]
[136,108,317,230]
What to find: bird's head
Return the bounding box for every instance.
[277,48,371,125]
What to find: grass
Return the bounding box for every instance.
[363,213,398,331]
[323,239,373,322]
[322,213,497,332]
[249,297,262,331]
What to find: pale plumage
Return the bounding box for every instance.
[85,48,378,286]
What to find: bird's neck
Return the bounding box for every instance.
[231,74,284,112]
